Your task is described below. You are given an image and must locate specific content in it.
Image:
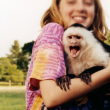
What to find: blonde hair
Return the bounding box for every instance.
[40,0,109,41]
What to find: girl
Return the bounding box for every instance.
[26,0,110,110]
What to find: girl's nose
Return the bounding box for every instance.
[75,1,86,12]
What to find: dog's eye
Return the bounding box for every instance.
[69,36,72,39]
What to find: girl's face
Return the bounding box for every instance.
[58,0,95,28]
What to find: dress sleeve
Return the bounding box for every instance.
[29,23,66,90]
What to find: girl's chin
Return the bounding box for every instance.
[68,21,87,28]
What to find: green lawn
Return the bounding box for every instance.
[0,87,26,110]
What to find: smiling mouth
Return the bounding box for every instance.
[69,46,81,58]
[73,17,86,22]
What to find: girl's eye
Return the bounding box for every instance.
[76,36,81,39]
[84,0,93,5]
[85,2,92,5]
[68,0,75,4]
[69,36,72,39]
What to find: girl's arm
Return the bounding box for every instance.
[40,60,110,108]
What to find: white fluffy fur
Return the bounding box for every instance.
[63,27,109,76]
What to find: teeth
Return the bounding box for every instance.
[70,46,74,49]
[73,17,84,20]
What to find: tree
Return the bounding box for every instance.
[0,57,24,82]
[0,57,11,74]
[17,52,29,76]
[0,65,4,80]
[6,40,20,65]
[5,40,34,80]
[22,41,34,58]
[17,41,34,76]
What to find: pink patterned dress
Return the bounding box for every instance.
[26,23,66,110]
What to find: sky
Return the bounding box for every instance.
[0,0,110,57]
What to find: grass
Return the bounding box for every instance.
[0,86,26,110]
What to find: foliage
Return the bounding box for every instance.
[6,40,20,65]
[17,41,34,75]
[22,41,34,56]
[0,57,11,76]
[17,52,29,76]
[17,41,34,74]
[0,40,34,82]
[0,57,24,82]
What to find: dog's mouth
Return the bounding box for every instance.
[69,46,81,58]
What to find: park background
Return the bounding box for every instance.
[0,0,110,110]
